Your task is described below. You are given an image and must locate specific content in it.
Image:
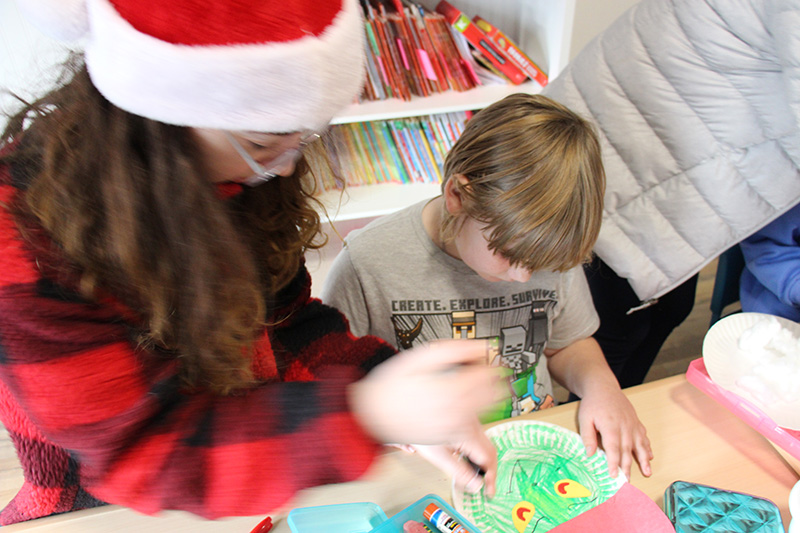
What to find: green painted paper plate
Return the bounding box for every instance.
[453,420,626,533]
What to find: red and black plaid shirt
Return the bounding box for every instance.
[0,158,394,525]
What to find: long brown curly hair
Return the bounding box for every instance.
[1,55,327,394]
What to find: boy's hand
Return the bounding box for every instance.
[545,338,653,481]
[577,385,653,480]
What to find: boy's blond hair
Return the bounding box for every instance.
[440,93,605,272]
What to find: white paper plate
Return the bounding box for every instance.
[452,420,625,533]
[703,312,800,430]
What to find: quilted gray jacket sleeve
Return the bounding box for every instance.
[543,0,800,302]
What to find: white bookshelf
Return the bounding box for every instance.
[317,182,442,222]
[331,81,543,125]
[325,0,576,223]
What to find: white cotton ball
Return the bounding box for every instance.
[737,317,800,405]
[736,375,777,405]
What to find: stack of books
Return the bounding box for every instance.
[320,112,471,190]
[360,0,479,102]
[358,0,549,103]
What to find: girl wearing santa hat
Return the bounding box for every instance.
[0,0,498,524]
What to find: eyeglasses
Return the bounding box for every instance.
[224,130,322,185]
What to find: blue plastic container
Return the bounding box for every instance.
[287,494,482,533]
[287,501,388,533]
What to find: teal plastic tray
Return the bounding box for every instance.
[371,494,480,533]
[287,494,481,533]
[287,502,387,533]
[664,480,784,532]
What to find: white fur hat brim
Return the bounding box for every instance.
[77,0,365,132]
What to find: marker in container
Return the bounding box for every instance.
[403,520,433,533]
[423,503,469,533]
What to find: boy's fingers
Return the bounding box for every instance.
[599,431,620,479]
[620,447,633,481]
[579,421,598,457]
[636,438,653,477]
[618,431,634,481]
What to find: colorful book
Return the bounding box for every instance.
[361,121,392,183]
[392,12,430,97]
[434,1,527,85]
[373,13,410,100]
[363,17,393,99]
[473,15,548,87]
[362,22,387,100]
[407,119,439,183]
[421,119,445,171]
[427,13,474,91]
[377,120,412,183]
[387,120,421,183]
[323,112,471,191]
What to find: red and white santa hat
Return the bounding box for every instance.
[18,0,366,132]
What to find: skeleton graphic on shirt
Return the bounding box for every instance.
[392,298,556,418]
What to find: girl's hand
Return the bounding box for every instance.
[405,426,497,499]
[349,340,501,446]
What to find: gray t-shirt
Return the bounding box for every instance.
[321,200,599,420]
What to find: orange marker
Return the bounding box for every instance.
[423,503,469,533]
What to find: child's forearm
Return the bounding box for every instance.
[545,337,620,399]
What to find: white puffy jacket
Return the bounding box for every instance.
[543,0,800,302]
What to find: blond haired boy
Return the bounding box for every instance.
[321,93,652,480]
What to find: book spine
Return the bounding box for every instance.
[362,22,387,100]
[364,19,394,98]
[388,120,422,183]
[415,10,454,91]
[373,13,410,100]
[348,123,378,185]
[420,118,445,180]
[434,1,527,85]
[397,120,427,182]
[407,119,438,183]
[361,121,392,183]
[472,15,548,87]
[429,15,475,91]
[390,13,426,97]
[378,120,411,183]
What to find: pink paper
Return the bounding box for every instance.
[416,49,437,81]
[397,39,410,70]
[550,483,673,532]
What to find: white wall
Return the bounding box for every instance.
[0,2,77,120]
[570,0,640,60]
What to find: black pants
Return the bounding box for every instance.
[583,255,699,389]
